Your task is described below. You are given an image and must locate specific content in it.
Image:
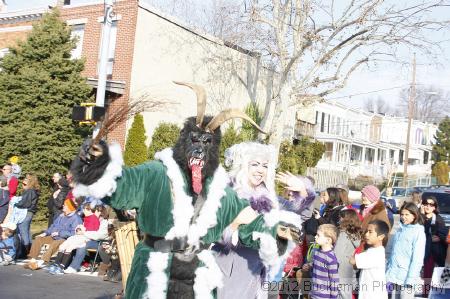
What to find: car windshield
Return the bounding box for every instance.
[422,191,450,214]
[392,188,406,196]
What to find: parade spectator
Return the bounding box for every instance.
[337,184,363,221]
[64,204,110,274]
[335,209,362,299]
[2,164,18,199]
[46,173,62,227]
[383,187,397,228]
[0,222,17,265]
[411,191,422,209]
[386,203,426,298]
[302,224,339,299]
[422,196,448,296]
[0,176,10,223]
[9,156,21,179]
[360,185,390,232]
[47,177,71,227]
[48,203,100,275]
[313,187,344,228]
[26,199,82,269]
[15,174,40,256]
[350,220,389,299]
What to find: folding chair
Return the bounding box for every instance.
[87,242,102,273]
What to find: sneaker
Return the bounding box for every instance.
[45,264,58,272]
[49,266,64,275]
[64,267,77,274]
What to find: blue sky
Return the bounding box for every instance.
[7,0,450,110]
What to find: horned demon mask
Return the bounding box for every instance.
[171,82,266,195]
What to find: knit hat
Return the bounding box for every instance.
[361,185,380,203]
[64,199,77,212]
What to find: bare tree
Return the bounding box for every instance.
[363,96,392,115]
[146,0,450,149]
[397,85,450,123]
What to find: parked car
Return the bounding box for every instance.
[421,187,450,227]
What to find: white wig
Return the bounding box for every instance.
[224,142,278,205]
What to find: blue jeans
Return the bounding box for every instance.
[68,240,98,270]
[18,212,33,246]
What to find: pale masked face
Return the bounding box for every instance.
[247,158,268,189]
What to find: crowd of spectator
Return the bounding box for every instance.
[0,161,128,286]
[0,158,449,299]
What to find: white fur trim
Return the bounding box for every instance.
[252,232,296,280]
[142,252,170,299]
[187,166,228,247]
[73,143,124,199]
[194,250,223,299]
[263,209,302,228]
[155,148,194,240]
[155,148,228,246]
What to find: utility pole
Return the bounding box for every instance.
[403,54,416,187]
[93,0,114,138]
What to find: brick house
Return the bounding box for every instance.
[0,0,139,147]
[0,0,279,148]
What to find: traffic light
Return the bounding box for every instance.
[72,104,106,123]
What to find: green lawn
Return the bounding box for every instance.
[30,221,48,238]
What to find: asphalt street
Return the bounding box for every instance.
[0,263,122,299]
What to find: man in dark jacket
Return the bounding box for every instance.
[26,199,82,269]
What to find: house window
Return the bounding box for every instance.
[336,117,341,135]
[98,21,118,75]
[70,24,85,59]
[399,150,404,165]
[423,151,429,164]
[320,112,325,132]
[327,114,331,133]
[323,142,333,161]
[365,148,375,164]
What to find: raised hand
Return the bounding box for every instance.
[276,171,307,197]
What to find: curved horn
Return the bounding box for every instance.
[206,109,267,134]
[173,81,206,126]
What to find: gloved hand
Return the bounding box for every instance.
[277,223,301,243]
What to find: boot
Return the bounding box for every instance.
[25,244,31,256]
[98,262,110,277]
[60,253,72,269]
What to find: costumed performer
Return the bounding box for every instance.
[213,142,315,299]
[70,82,300,299]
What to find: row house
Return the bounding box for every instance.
[296,101,437,181]
[0,0,277,148]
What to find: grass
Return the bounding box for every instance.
[30,221,48,238]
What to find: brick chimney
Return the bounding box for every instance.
[0,0,7,13]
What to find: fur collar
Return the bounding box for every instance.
[155,148,228,248]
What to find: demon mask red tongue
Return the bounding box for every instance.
[189,157,205,194]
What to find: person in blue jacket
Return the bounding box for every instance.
[0,223,17,265]
[386,202,426,299]
[382,187,398,227]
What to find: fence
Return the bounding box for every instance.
[306,167,349,191]
[115,221,139,291]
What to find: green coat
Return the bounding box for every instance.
[103,148,276,299]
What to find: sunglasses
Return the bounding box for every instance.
[422,202,436,207]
